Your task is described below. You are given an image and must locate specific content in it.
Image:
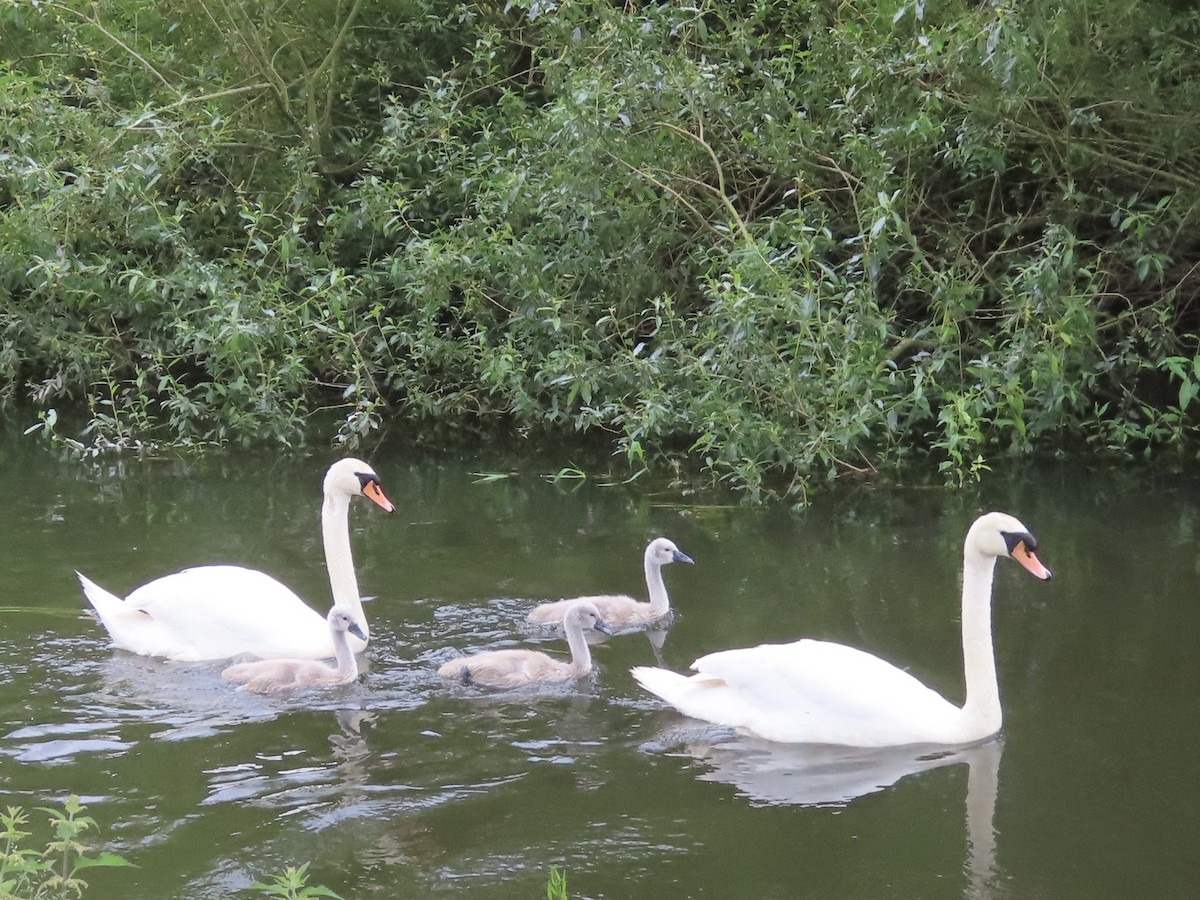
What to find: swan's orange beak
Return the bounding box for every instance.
[362,480,395,513]
[1012,541,1052,580]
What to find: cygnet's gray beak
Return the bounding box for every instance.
[594,619,613,636]
[673,549,695,565]
[348,622,368,641]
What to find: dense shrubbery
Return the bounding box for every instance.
[2,0,1199,500]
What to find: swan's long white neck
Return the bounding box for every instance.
[564,621,594,675]
[332,627,359,681]
[322,492,367,639]
[959,549,1001,740]
[644,554,670,617]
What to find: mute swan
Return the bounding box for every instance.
[631,512,1052,747]
[439,600,613,689]
[77,457,394,662]
[221,607,366,693]
[527,537,694,632]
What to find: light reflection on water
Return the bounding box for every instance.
[1,442,1199,898]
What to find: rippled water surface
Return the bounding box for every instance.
[1,437,1197,898]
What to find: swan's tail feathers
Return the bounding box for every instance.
[76,571,126,622]
[631,665,694,704]
[76,571,158,656]
[633,665,749,734]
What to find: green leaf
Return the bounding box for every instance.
[1178,380,1198,411]
[71,852,135,871]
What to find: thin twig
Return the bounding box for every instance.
[159,83,274,111]
[605,152,729,240]
[53,1,175,91]
[658,119,757,248]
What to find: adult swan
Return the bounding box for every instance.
[632,512,1052,747]
[77,458,395,662]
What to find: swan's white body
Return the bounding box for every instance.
[78,458,394,662]
[440,601,612,689]
[221,607,367,694]
[632,512,1052,747]
[527,537,694,632]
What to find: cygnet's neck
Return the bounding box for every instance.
[644,553,670,617]
[959,549,1001,740]
[564,621,594,676]
[331,627,359,682]
[322,492,367,638]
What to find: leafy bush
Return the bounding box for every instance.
[3,0,1200,500]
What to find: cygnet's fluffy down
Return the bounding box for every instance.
[222,607,365,694]
[439,600,611,690]
[527,537,693,632]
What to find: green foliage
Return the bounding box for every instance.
[0,797,342,900]
[3,0,1200,500]
[0,796,132,899]
[546,866,568,900]
[249,862,342,900]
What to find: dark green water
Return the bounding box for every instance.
[1,438,1197,898]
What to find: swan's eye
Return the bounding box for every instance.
[1000,530,1036,555]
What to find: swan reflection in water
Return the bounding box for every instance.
[653,730,1002,896]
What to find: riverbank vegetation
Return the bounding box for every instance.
[0,795,130,897]
[0,795,569,898]
[0,795,346,898]
[2,0,1199,501]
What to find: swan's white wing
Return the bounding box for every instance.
[637,639,961,746]
[92,566,333,661]
[694,639,953,716]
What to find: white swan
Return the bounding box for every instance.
[526,537,694,632]
[221,607,366,693]
[631,512,1052,747]
[77,457,394,662]
[439,600,612,689]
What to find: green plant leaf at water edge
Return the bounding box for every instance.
[69,852,134,871]
[547,865,569,900]
[250,862,344,899]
